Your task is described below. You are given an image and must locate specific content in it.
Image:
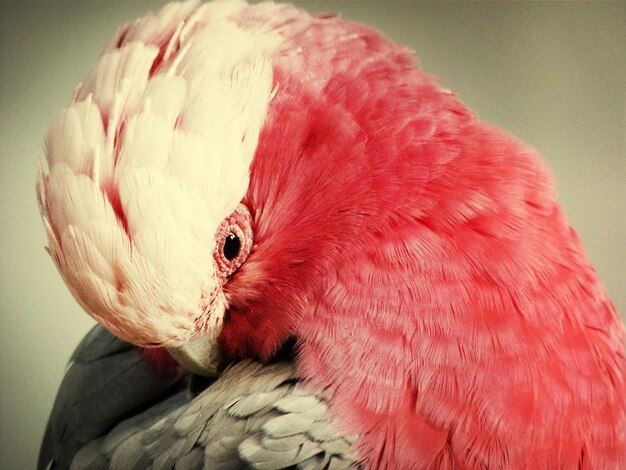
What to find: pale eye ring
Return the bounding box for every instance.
[214,204,253,280]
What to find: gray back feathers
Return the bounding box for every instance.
[39,326,183,470]
[40,326,357,470]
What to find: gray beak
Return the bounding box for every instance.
[167,331,223,377]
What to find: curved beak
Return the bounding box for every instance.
[166,330,223,377]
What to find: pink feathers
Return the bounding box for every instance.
[218,5,626,469]
[40,2,626,468]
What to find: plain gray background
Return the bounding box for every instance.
[1,2,624,468]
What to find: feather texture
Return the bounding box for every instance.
[39,1,626,469]
[45,327,356,470]
[39,0,278,348]
[217,3,626,468]
[38,326,182,470]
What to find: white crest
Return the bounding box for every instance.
[37,0,282,347]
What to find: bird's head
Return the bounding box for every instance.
[39,0,390,376]
[37,1,288,375]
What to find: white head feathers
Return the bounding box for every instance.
[37,0,281,347]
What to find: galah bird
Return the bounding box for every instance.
[38,1,626,469]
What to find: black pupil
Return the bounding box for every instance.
[223,233,241,261]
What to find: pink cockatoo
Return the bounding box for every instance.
[38,1,626,469]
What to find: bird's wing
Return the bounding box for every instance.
[237,383,358,470]
[38,325,184,470]
[70,360,357,470]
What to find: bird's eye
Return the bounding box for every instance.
[213,204,253,280]
[223,233,241,261]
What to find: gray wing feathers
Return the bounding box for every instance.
[39,325,183,470]
[69,360,357,469]
[238,386,357,470]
